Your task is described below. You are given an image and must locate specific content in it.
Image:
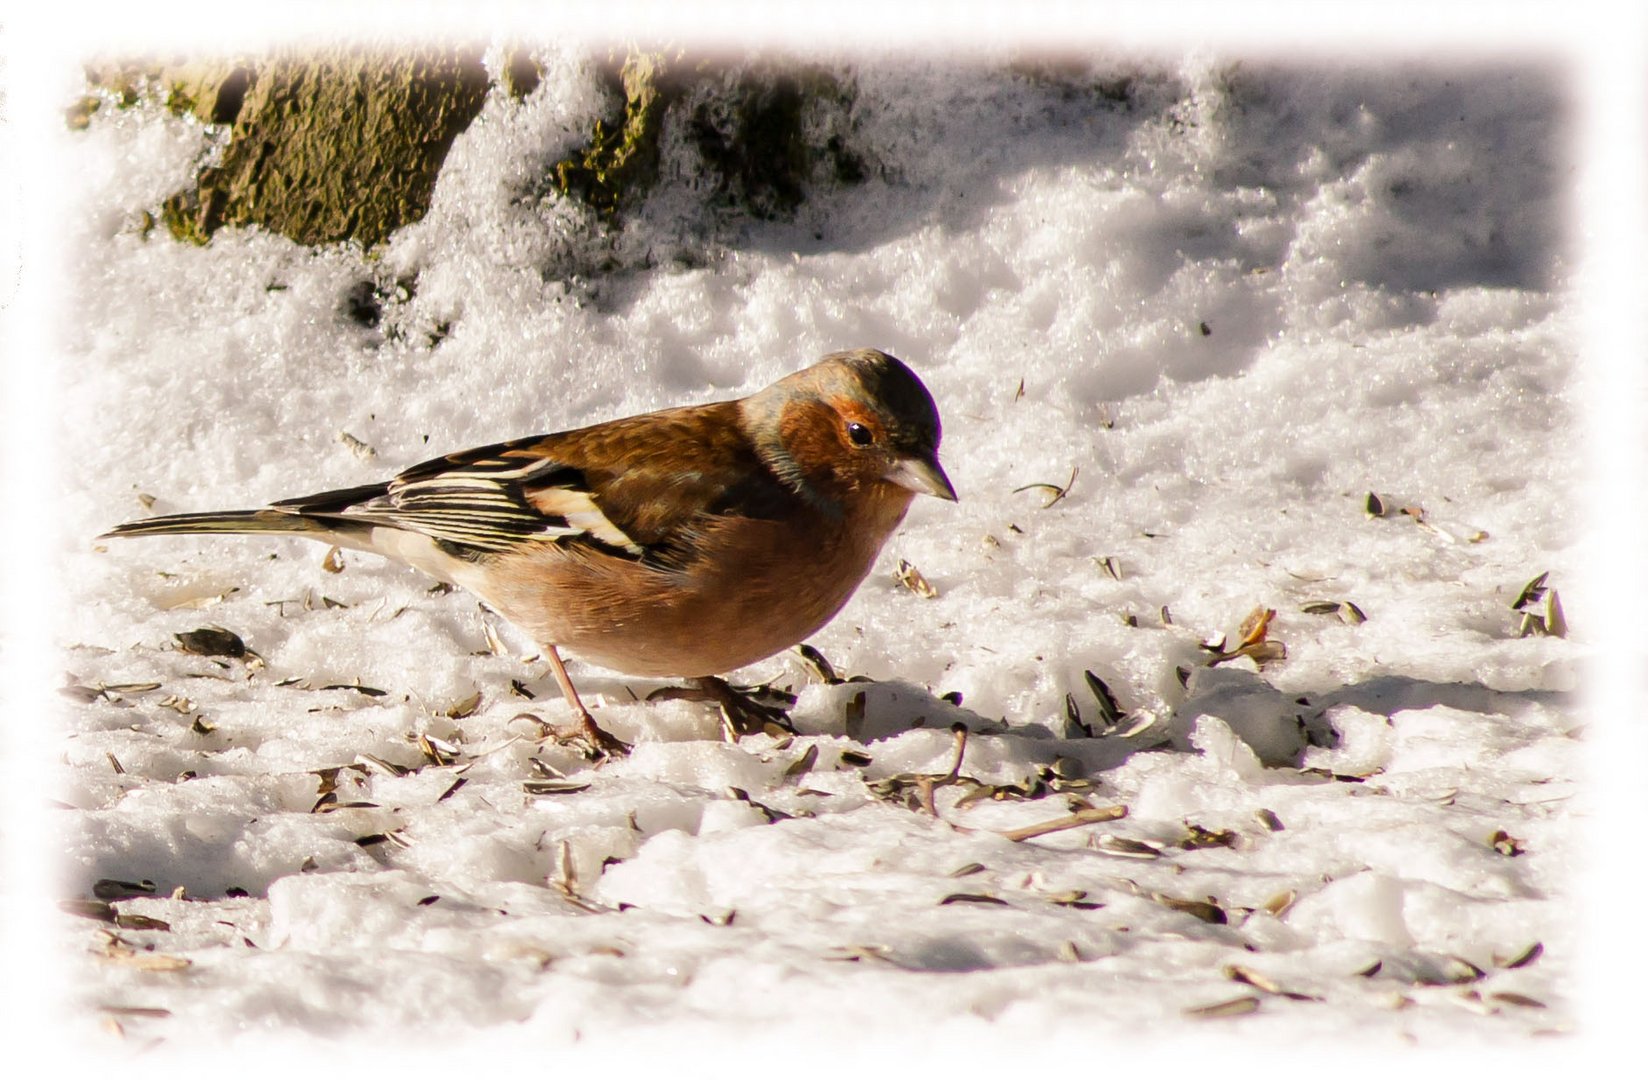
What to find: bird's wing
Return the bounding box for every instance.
[278,403,800,564]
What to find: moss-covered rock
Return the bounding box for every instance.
[550,51,677,221]
[549,51,866,225]
[86,47,490,249]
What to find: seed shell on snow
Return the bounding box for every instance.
[1083,669,1125,729]
[782,743,819,779]
[1225,963,1321,1001]
[92,879,156,900]
[939,893,1009,906]
[1153,894,1227,924]
[1511,571,1550,611]
[524,778,592,796]
[445,690,483,720]
[338,430,376,460]
[795,643,843,684]
[1184,995,1260,1019]
[173,626,247,658]
[1495,942,1543,969]
[60,899,117,922]
[1261,889,1298,917]
[1091,833,1163,859]
[1179,823,1240,850]
[894,558,938,598]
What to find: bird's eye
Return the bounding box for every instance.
[846,422,874,447]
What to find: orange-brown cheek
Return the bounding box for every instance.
[778,400,856,490]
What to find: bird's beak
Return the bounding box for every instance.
[886,453,958,501]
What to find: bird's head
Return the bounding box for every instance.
[744,349,957,510]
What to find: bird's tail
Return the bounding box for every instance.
[100,509,339,541]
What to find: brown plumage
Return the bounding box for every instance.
[102,349,956,754]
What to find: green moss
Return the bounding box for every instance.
[83,48,490,249]
[548,52,866,226]
[550,52,676,220]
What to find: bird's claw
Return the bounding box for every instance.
[648,676,797,737]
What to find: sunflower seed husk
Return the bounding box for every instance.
[1155,894,1226,924]
[1512,571,1550,611]
[60,899,117,922]
[102,681,163,695]
[826,944,894,963]
[1545,590,1567,638]
[338,430,376,460]
[99,949,191,972]
[100,1005,171,1019]
[1261,889,1297,917]
[417,734,455,766]
[174,627,246,658]
[948,862,987,878]
[445,690,482,720]
[940,893,1009,906]
[323,682,386,697]
[1180,823,1239,850]
[523,779,592,796]
[1254,808,1285,832]
[1045,890,1097,908]
[1084,670,1123,729]
[783,744,819,780]
[1093,834,1163,859]
[1443,956,1487,984]
[1224,964,1285,994]
[1064,693,1092,738]
[1050,756,1084,781]
[93,879,156,900]
[1495,942,1543,969]
[115,913,172,932]
[894,559,938,599]
[1114,710,1162,738]
[355,753,409,777]
[321,546,345,574]
[1489,992,1547,1009]
[1184,995,1260,1019]
[795,643,842,684]
[1096,556,1122,581]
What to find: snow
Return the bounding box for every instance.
[5,6,1641,1074]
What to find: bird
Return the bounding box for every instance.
[101,348,957,756]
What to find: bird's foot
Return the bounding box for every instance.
[648,676,797,738]
[552,709,631,760]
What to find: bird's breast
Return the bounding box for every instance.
[476,484,916,678]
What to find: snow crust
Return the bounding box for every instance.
[42,42,1585,1061]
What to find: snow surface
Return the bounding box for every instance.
[30,32,1598,1065]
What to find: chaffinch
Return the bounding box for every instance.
[103,348,956,755]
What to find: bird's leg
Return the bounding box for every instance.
[647,675,797,737]
[544,644,630,758]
